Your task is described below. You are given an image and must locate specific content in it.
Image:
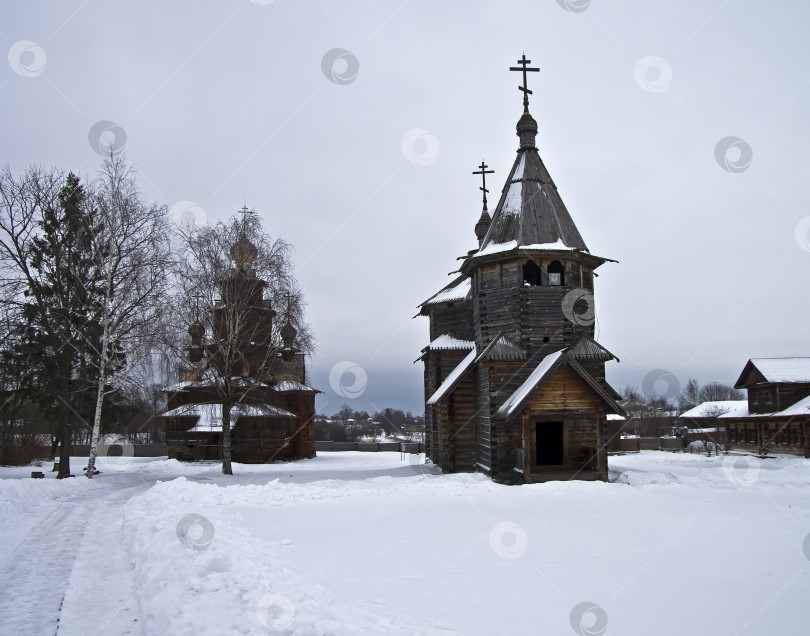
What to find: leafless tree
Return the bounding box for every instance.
[83,156,173,478]
[172,208,313,474]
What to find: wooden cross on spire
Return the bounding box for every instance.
[472,161,494,210]
[509,54,540,113]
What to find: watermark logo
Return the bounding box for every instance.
[722,454,761,487]
[88,120,127,158]
[257,593,295,631]
[8,40,46,77]
[97,433,134,472]
[570,601,608,636]
[169,200,207,229]
[401,128,440,166]
[634,56,672,93]
[562,289,595,327]
[715,136,753,173]
[321,48,359,85]
[556,0,591,12]
[329,361,367,399]
[641,369,680,401]
[794,217,810,252]
[489,521,528,559]
[176,513,215,550]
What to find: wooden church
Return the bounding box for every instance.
[418,57,625,484]
[161,220,319,463]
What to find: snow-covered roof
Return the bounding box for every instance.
[680,400,748,419]
[163,403,297,428]
[719,394,810,419]
[427,334,475,351]
[426,349,477,405]
[473,239,578,259]
[495,350,565,420]
[607,414,626,421]
[420,277,471,308]
[477,116,590,252]
[748,358,810,383]
[272,380,319,392]
[483,335,526,361]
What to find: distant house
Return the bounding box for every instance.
[678,400,746,448]
[720,358,810,457]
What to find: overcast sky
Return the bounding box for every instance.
[3,0,809,415]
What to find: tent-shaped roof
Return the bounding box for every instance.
[734,357,810,388]
[479,111,588,252]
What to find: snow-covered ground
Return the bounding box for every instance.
[1,450,809,635]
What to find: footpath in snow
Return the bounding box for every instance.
[1,451,809,635]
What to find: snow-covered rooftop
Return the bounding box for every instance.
[495,350,564,419]
[680,400,748,419]
[427,334,475,351]
[272,380,319,392]
[473,239,578,259]
[749,358,810,383]
[718,394,810,419]
[163,403,297,429]
[426,349,477,405]
[422,277,471,307]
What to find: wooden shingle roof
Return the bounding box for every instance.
[479,110,588,252]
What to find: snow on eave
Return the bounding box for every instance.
[162,402,297,422]
[680,400,748,419]
[607,414,626,421]
[494,350,565,420]
[419,276,471,309]
[720,394,810,419]
[272,380,321,393]
[427,334,475,351]
[426,349,477,405]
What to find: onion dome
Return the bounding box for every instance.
[230,235,257,267]
[280,318,297,348]
[188,321,204,344]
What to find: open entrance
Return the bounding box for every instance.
[536,421,564,465]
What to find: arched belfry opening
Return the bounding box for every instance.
[522,259,542,286]
[548,260,564,286]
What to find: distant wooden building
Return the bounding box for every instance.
[161,228,319,463]
[417,58,624,484]
[721,358,810,457]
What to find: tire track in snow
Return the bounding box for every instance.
[0,502,87,636]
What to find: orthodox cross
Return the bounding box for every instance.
[472,161,494,210]
[509,54,540,112]
[238,203,250,216]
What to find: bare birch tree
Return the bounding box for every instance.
[83,156,172,478]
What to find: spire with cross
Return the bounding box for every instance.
[509,54,540,113]
[472,160,494,211]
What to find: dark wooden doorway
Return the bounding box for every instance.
[536,421,564,465]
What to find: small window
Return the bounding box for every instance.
[522,260,542,286]
[548,260,564,286]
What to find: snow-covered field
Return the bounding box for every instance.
[1,450,809,635]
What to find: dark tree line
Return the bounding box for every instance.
[314,404,425,442]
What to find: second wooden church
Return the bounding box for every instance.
[417,57,625,484]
